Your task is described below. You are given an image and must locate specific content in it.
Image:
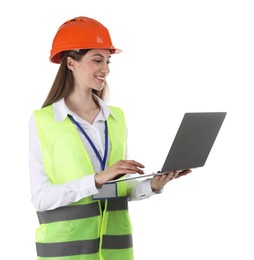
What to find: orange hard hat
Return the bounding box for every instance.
[50,16,121,64]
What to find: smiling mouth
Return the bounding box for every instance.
[96,76,106,84]
[96,76,106,80]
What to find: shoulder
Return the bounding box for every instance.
[34,105,53,114]
[108,105,124,114]
[33,105,54,125]
[33,105,53,117]
[108,105,126,120]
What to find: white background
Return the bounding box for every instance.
[1,0,253,259]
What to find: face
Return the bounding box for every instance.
[69,49,111,92]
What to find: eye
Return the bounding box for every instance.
[93,59,111,65]
[94,59,102,63]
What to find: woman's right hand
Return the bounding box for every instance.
[94,160,145,187]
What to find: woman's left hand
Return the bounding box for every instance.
[151,169,192,192]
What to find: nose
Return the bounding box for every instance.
[101,62,110,75]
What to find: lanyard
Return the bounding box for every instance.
[68,114,109,171]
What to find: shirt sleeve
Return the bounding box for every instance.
[29,114,99,211]
[126,178,155,200]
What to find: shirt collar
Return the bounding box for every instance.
[52,94,118,122]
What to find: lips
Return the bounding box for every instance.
[95,75,106,84]
[96,76,106,80]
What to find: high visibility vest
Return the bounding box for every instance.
[33,105,134,260]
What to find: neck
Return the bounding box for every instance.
[65,89,100,124]
[65,89,98,112]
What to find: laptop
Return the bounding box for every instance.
[108,112,227,183]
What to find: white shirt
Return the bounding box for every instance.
[29,96,155,211]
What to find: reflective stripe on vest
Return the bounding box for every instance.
[36,239,100,257]
[36,234,133,257]
[102,234,133,249]
[37,197,128,224]
[37,203,100,224]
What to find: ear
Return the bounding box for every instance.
[66,57,76,71]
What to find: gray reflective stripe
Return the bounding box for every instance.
[107,196,128,211]
[36,238,99,257]
[102,234,133,249]
[37,203,100,224]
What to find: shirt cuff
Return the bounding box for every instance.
[129,178,163,200]
[78,174,99,198]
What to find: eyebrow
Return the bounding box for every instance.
[91,54,111,59]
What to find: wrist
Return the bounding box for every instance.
[151,186,158,192]
[150,182,158,192]
[150,181,163,193]
[94,173,104,188]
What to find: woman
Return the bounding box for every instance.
[29,16,191,260]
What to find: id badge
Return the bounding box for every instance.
[92,182,118,200]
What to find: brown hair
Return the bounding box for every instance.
[42,50,107,108]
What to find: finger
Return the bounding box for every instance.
[176,169,192,178]
[125,160,145,168]
[163,173,171,180]
[152,175,162,181]
[162,172,174,181]
[157,172,173,182]
[118,161,144,174]
[172,170,180,178]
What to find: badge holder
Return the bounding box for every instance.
[92,182,118,200]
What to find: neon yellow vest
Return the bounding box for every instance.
[34,105,134,260]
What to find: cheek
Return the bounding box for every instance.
[77,67,92,79]
[82,64,97,76]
